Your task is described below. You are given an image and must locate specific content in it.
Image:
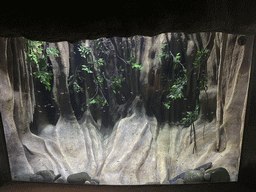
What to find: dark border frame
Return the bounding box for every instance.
[1,35,256,191]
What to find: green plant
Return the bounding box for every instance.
[182,102,200,154]
[25,40,43,65]
[68,74,84,93]
[111,74,125,94]
[46,46,59,56]
[193,49,210,68]
[182,103,200,126]
[77,39,141,110]
[129,56,143,70]
[77,42,109,108]
[161,45,210,112]
[198,75,208,92]
[86,95,107,107]
[77,40,108,109]
[162,51,187,109]
[173,52,181,68]
[158,43,210,154]
[24,39,59,91]
[78,46,91,58]
[74,38,145,112]
[193,48,210,94]
[157,43,170,60]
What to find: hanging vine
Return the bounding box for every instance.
[24,39,59,91]
[158,41,210,153]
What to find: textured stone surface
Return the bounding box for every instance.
[168,162,212,184]
[0,32,252,185]
[35,170,56,182]
[30,174,44,182]
[204,172,211,181]
[13,173,32,181]
[167,34,253,183]
[90,179,100,185]
[194,162,212,170]
[175,179,184,184]
[184,169,205,183]
[206,167,230,182]
[67,172,91,184]
[0,38,34,176]
[54,178,66,183]
[168,173,185,184]
[145,182,161,185]
[161,180,169,184]
[54,174,62,182]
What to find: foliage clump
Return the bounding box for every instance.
[158,43,210,126]
[71,38,143,110]
[158,42,210,153]
[25,37,144,113]
[24,37,210,134]
[24,39,59,91]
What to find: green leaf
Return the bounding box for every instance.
[130,56,135,62]
[82,65,93,73]
[24,39,54,91]
[97,76,104,84]
[161,43,167,49]
[78,45,91,58]
[102,99,107,106]
[163,102,170,109]
[98,58,104,65]
[46,47,59,57]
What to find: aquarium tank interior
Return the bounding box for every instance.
[0,32,251,185]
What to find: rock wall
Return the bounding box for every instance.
[0,38,34,176]
[0,33,252,184]
[69,33,213,126]
[165,33,253,181]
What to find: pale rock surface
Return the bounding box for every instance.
[0,33,252,184]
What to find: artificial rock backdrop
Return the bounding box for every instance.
[0,32,252,184]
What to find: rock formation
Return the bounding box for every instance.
[0,32,252,184]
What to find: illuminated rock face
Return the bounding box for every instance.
[0,32,252,184]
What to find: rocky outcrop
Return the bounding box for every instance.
[67,172,91,184]
[165,33,253,181]
[0,32,252,184]
[177,167,230,184]
[168,162,212,184]
[0,38,34,176]
[13,170,61,183]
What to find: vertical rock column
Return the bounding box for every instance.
[0,37,33,176]
[49,42,88,174]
